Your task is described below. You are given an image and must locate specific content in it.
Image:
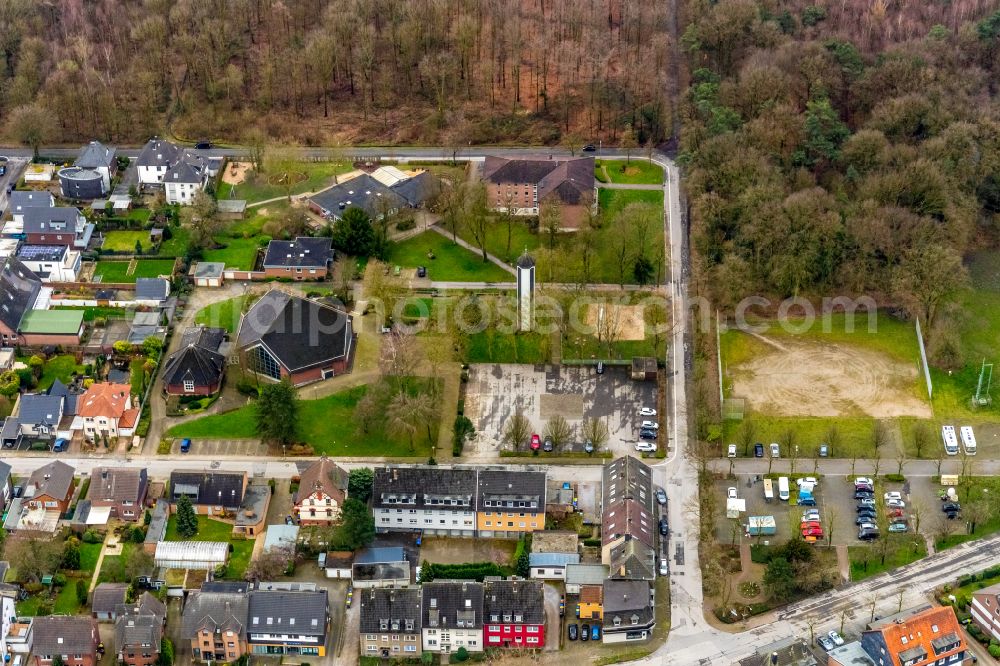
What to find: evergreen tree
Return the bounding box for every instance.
[347,468,374,503]
[176,495,199,538]
[255,379,299,444]
[337,498,375,550]
[331,207,375,258]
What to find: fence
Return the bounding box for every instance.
[915,318,933,400]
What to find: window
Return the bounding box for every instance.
[183,380,195,392]
[248,345,282,380]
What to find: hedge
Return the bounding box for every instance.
[419,562,503,582]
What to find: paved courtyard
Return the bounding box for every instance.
[463,364,659,458]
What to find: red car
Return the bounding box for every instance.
[889,509,904,518]
[801,527,824,537]
[530,434,541,450]
[800,521,821,530]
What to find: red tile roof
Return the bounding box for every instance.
[870,605,965,665]
[77,382,131,418]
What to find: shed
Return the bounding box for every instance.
[564,563,609,594]
[263,524,299,552]
[217,199,247,220]
[143,502,169,554]
[324,551,353,579]
[529,552,580,580]
[631,357,658,381]
[154,541,229,570]
[190,262,225,288]
[91,582,127,621]
[352,546,410,589]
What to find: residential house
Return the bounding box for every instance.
[136,138,182,187]
[232,484,270,538]
[114,592,167,666]
[0,256,84,347]
[601,579,654,644]
[73,382,139,440]
[577,585,603,621]
[483,580,545,650]
[169,471,247,515]
[261,237,334,280]
[246,590,328,656]
[293,457,347,526]
[360,587,422,659]
[181,591,249,664]
[528,531,579,580]
[373,467,477,537]
[476,469,546,538]
[163,153,208,205]
[236,290,353,386]
[601,456,657,580]
[421,582,484,654]
[88,467,149,522]
[352,546,410,589]
[0,585,17,658]
[972,582,1000,642]
[162,326,226,396]
[307,169,438,222]
[24,460,75,513]
[0,460,12,513]
[858,605,966,666]
[9,191,54,223]
[481,155,596,228]
[22,207,94,248]
[3,614,33,657]
[603,455,655,512]
[134,278,170,305]
[191,262,225,287]
[91,582,128,621]
[16,244,82,282]
[30,616,100,666]
[0,392,66,447]
[73,141,117,194]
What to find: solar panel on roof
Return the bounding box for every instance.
[17,245,64,261]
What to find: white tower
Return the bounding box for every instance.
[516,250,536,332]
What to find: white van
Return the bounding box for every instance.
[763,478,774,502]
[777,477,790,501]
[960,426,977,455]
[942,425,959,456]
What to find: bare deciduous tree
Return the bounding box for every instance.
[502,411,532,451]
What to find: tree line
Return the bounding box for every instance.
[0,0,673,147]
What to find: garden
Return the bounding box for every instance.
[164,512,253,580]
[93,258,176,283]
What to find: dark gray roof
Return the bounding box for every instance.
[603,456,655,512]
[136,138,181,169]
[476,470,545,512]
[90,467,148,505]
[170,471,245,508]
[181,591,249,639]
[114,608,163,650]
[144,502,168,545]
[353,562,409,583]
[17,245,67,263]
[355,546,406,565]
[359,588,421,634]
[193,262,225,278]
[390,171,438,207]
[422,582,484,629]
[236,290,352,372]
[163,344,225,388]
[0,460,11,491]
[0,561,8,583]
[262,237,333,269]
[482,155,595,205]
[76,141,116,169]
[27,460,74,500]
[134,278,170,301]
[164,154,204,185]
[9,191,53,213]
[32,616,99,654]
[483,580,545,625]
[602,579,654,629]
[516,252,536,269]
[22,207,82,233]
[0,256,41,332]
[373,467,477,510]
[608,539,657,580]
[18,393,64,426]
[201,581,250,594]
[308,174,407,219]
[247,590,328,638]
[91,582,128,614]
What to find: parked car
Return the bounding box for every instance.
[568,624,579,641]
[635,442,657,453]
[854,490,874,500]
[530,433,541,450]
[802,527,823,537]
[639,429,658,440]
[195,141,212,149]
[942,502,961,513]
[580,624,590,642]
[180,438,191,453]
[591,625,600,641]
[639,407,657,416]
[769,442,780,458]
[584,440,594,454]
[828,631,845,647]
[52,438,68,452]
[655,488,667,505]
[888,508,904,518]
[888,522,908,532]
[727,443,737,458]
[796,477,819,487]
[886,499,906,509]
[659,517,669,536]
[798,496,817,507]
[417,266,427,278]
[596,361,604,375]
[802,511,820,522]
[754,443,764,457]
[856,499,876,508]
[727,487,738,500]
[543,437,554,452]
[817,635,835,652]
[800,521,821,530]
[858,529,879,541]
[819,444,829,457]
[855,477,874,487]
[285,515,295,525]
[856,515,876,525]
[659,558,669,576]
[642,420,659,430]
[582,144,597,152]
[856,508,877,517]
[346,586,354,607]
[884,492,903,501]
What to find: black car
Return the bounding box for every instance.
[942,502,961,513]
[417,266,427,278]
[754,443,764,457]
[582,144,596,152]
[543,437,554,452]
[580,624,590,641]
[639,430,658,440]
[568,624,579,641]
[856,515,876,525]
[659,517,669,536]
[856,510,877,520]
[858,529,879,541]
[0,164,6,176]
[854,490,874,499]
[195,141,212,149]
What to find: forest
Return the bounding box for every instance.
[681,0,1000,337]
[0,0,673,146]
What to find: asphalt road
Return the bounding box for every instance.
[0,156,27,215]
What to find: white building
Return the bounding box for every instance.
[136,137,181,186]
[421,582,484,654]
[164,153,208,205]
[0,587,16,657]
[373,467,477,538]
[16,245,81,282]
[516,252,535,332]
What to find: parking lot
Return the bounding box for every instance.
[166,438,268,457]
[463,364,659,458]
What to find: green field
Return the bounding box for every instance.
[103,230,150,252]
[194,295,249,333]
[27,354,87,390]
[387,231,512,283]
[598,188,664,213]
[849,539,928,581]
[157,226,191,257]
[596,159,664,185]
[203,236,266,270]
[466,330,550,364]
[221,161,355,203]
[94,259,176,283]
[166,384,436,457]
[164,515,252,580]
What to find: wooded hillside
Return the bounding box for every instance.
[0,0,673,146]
[682,0,1000,326]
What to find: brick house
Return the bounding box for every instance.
[91,583,128,621]
[236,290,353,387]
[972,582,1000,642]
[114,593,167,666]
[360,587,422,659]
[89,467,149,522]
[24,460,75,514]
[293,457,347,526]
[161,326,226,396]
[481,156,596,229]
[73,383,139,440]
[860,605,967,666]
[261,237,333,280]
[31,616,100,666]
[181,592,249,664]
[21,206,94,248]
[483,580,545,650]
[0,257,84,347]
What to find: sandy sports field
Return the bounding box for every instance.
[728,332,931,418]
[223,161,252,185]
[584,303,646,341]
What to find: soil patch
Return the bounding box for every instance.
[585,303,646,341]
[539,393,583,420]
[729,337,931,418]
[222,161,252,185]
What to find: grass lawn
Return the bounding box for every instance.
[598,188,663,213]
[53,305,129,322]
[194,295,249,333]
[30,354,87,390]
[935,476,1000,550]
[203,236,265,270]
[849,538,928,581]
[94,259,176,283]
[130,358,147,396]
[53,582,83,614]
[723,415,880,459]
[103,230,149,252]
[226,201,292,237]
[466,330,550,364]
[165,515,252,580]
[157,226,191,257]
[220,161,355,203]
[79,542,102,573]
[16,595,43,615]
[596,159,663,185]
[166,384,436,457]
[387,231,512,282]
